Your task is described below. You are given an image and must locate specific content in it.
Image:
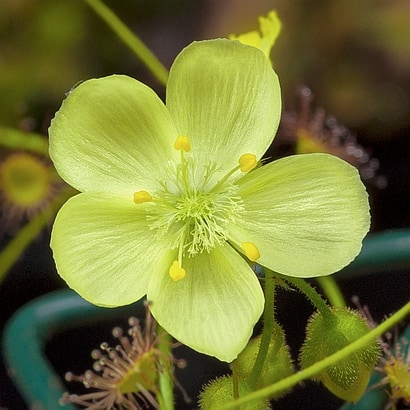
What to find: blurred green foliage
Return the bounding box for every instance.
[0,1,86,129]
[0,0,201,131]
[0,0,409,138]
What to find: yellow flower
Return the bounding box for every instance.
[49,39,369,362]
[229,10,281,60]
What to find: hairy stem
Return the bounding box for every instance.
[156,325,175,410]
[248,268,277,388]
[316,276,346,307]
[283,275,331,317]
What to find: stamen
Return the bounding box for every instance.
[60,306,164,409]
[169,260,186,281]
[174,136,191,152]
[242,242,260,261]
[239,153,257,172]
[134,190,153,204]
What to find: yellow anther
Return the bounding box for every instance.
[242,242,260,261]
[174,136,191,152]
[239,153,257,172]
[133,190,153,204]
[169,261,186,281]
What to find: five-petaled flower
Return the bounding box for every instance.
[49,39,370,362]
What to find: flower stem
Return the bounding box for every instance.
[231,360,240,400]
[316,276,346,307]
[282,275,331,317]
[248,268,276,388]
[85,0,169,86]
[156,325,175,410]
[215,301,410,409]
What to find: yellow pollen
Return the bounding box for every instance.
[169,260,186,281]
[242,242,260,261]
[174,136,191,152]
[239,153,257,172]
[133,190,152,204]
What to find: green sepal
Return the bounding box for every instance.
[199,375,270,410]
[300,307,380,402]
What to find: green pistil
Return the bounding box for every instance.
[150,158,243,257]
[149,176,243,256]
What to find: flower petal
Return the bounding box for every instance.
[49,75,178,195]
[147,244,264,362]
[50,193,174,307]
[230,153,370,277]
[167,39,281,175]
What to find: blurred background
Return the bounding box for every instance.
[0,0,409,408]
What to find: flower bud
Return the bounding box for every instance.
[236,325,294,394]
[199,375,270,410]
[300,307,380,402]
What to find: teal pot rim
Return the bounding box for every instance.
[2,289,144,409]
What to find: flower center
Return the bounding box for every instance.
[134,136,259,281]
[155,174,243,254]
